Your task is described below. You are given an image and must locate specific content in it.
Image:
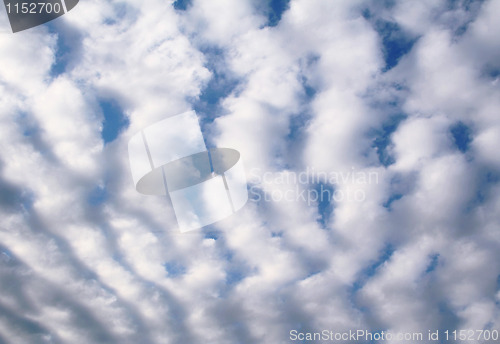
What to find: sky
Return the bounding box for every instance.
[0,0,499,343]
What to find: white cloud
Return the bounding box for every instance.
[0,0,499,343]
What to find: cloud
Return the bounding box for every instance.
[0,0,499,343]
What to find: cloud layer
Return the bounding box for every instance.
[0,0,499,343]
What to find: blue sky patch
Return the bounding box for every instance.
[286,111,311,146]
[364,245,394,278]
[203,230,220,240]
[383,193,403,210]
[449,121,472,153]
[473,169,500,205]
[99,99,129,144]
[371,114,406,166]
[226,268,245,286]
[481,65,500,80]
[0,164,31,211]
[164,261,186,278]
[375,20,419,71]
[48,22,83,77]
[265,0,291,27]
[363,9,418,71]
[437,301,461,331]
[88,185,108,206]
[314,182,334,229]
[191,46,240,146]
[282,73,316,168]
[351,245,395,292]
[173,0,192,11]
[425,254,440,274]
[194,70,239,125]
[489,69,500,79]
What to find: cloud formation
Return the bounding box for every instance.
[0,0,499,343]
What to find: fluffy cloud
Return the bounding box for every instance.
[0,0,499,343]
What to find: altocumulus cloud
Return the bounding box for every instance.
[0,0,499,343]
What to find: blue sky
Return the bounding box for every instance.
[0,0,499,343]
